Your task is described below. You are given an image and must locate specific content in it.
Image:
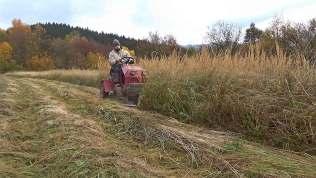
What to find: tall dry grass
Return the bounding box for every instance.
[139,49,316,153]
[8,48,316,153]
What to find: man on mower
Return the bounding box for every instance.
[108,39,130,83]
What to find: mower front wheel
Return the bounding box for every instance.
[126,83,143,106]
[127,95,139,106]
[100,83,108,98]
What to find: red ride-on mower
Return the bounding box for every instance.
[100,57,146,106]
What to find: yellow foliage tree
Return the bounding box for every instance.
[86,52,105,69]
[26,55,55,71]
[7,19,34,65]
[122,46,136,57]
[0,42,13,62]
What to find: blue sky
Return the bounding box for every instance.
[0,0,315,45]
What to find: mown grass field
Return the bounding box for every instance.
[9,51,316,154]
[1,75,316,177]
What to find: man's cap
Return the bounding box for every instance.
[113,39,120,46]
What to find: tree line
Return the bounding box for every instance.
[0,19,181,72]
[206,17,316,62]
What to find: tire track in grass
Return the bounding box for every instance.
[0,77,48,177]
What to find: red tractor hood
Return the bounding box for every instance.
[122,65,144,74]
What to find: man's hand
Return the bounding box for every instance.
[115,59,122,64]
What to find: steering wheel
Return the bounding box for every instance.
[121,56,135,64]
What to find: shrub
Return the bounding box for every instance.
[0,60,21,73]
[26,55,55,71]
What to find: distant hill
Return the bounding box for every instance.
[33,23,138,49]
[183,44,203,49]
[32,23,183,58]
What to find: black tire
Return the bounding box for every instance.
[126,83,142,105]
[127,95,139,106]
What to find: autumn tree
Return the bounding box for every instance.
[244,23,263,43]
[258,17,316,61]
[26,55,55,71]
[148,31,162,44]
[207,21,241,54]
[51,31,103,69]
[58,31,100,68]
[70,36,96,56]
[163,35,178,55]
[85,52,106,69]
[7,19,33,65]
[122,46,136,57]
[31,24,48,54]
[50,38,74,69]
[279,19,316,62]
[0,42,13,62]
[163,35,177,47]
[6,19,48,67]
[269,16,284,40]
[147,32,179,57]
[0,41,18,73]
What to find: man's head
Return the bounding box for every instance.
[113,39,121,52]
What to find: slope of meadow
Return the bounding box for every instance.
[8,52,316,154]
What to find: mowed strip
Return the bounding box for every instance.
[0,76,182,177]
[25,77,316,178]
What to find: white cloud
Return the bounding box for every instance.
[54,0,316,44]
[0,21,7,29]
[281,3,316,23]
[144,0,315,44]
[70,0,150,40]
[0,0,314,44]
[255,3,316,29]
